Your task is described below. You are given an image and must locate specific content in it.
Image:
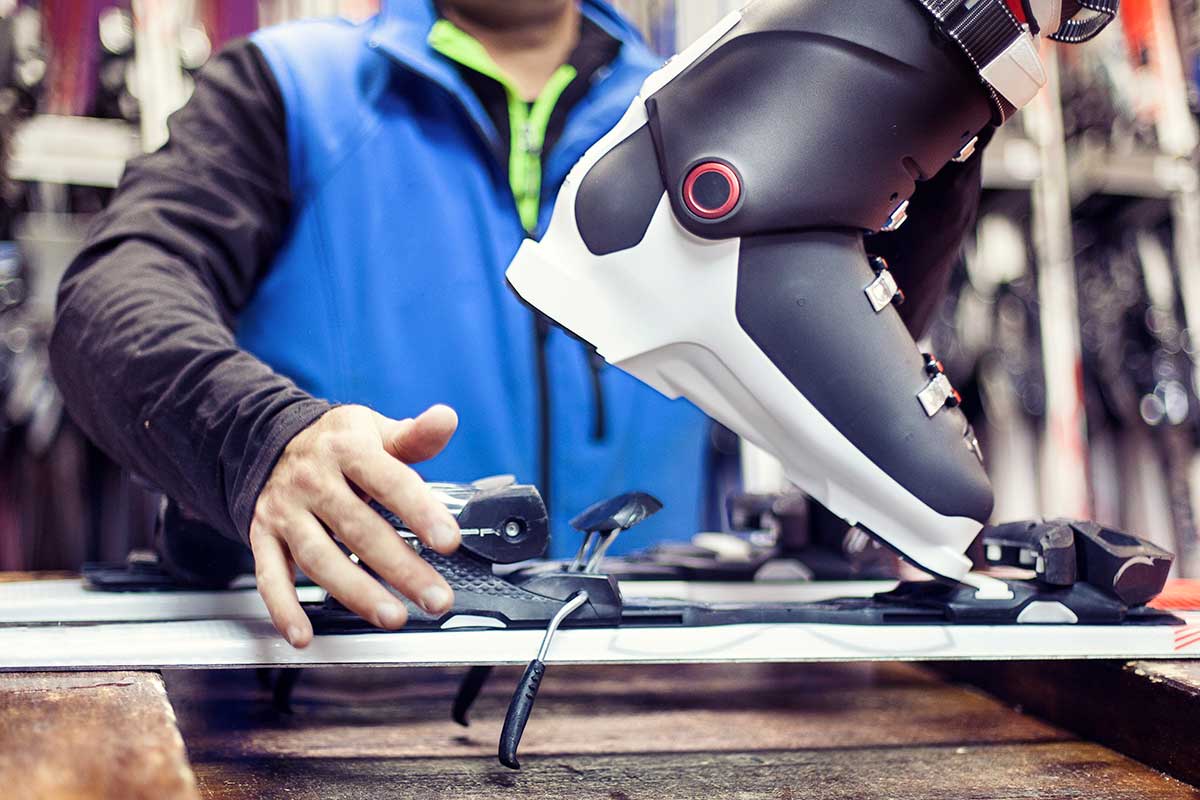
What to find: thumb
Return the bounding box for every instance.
[378,404,459,463]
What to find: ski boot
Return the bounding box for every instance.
[506,0,1117,581]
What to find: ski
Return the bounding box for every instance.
[0,576,327,624]
[3,482,1196,773]
[0,609,1198,673]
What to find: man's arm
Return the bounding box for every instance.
[51,40,319,540]
[51,42,461,646]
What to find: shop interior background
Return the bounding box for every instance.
[4,0,1200,577]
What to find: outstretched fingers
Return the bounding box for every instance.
[283,511,411,630]
[342,447,461,555]
[250,526,312,648]
[313,478,454,616]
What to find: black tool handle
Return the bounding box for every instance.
[452,665,494,727]
[498,659,546,769]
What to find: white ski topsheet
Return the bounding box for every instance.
[0,578,328,623]
[3,578,1198,670]
[2,613,1199,672]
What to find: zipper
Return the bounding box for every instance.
[522,121,541,223]
[533,313,553,518]
[511,108,541,231]
[403,23,612,519]
[516,113,556,509]
[391,43,553,504]
[586,347,607,441]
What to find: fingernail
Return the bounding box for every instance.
[420,584,453,615]
[286,626,304,647]
[431,521,460,551]
[377,602,407,628]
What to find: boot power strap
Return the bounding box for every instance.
[913,0,1046,123]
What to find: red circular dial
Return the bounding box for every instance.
[683,161,741,220]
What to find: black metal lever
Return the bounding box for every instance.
[568,491,662,573]
[499,590,589,769]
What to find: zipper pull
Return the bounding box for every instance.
[521,122,540,156]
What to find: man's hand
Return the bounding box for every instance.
[250,404,462,647]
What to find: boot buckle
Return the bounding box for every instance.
[917,354,962,416]
[865,257,905,312]
[881,200,910,232]
[952,135,979,163]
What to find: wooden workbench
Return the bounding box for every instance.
[162,662,1200,799]
[3,565,1199,798]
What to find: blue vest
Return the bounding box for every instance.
[246,1,711,557]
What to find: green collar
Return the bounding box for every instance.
[428,19,578,233]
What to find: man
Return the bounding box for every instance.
[50,0,985,647]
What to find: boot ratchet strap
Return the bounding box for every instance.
[912,0,1047,123]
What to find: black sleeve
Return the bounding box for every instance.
[867,128,993,338]
[50,40,331,543]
